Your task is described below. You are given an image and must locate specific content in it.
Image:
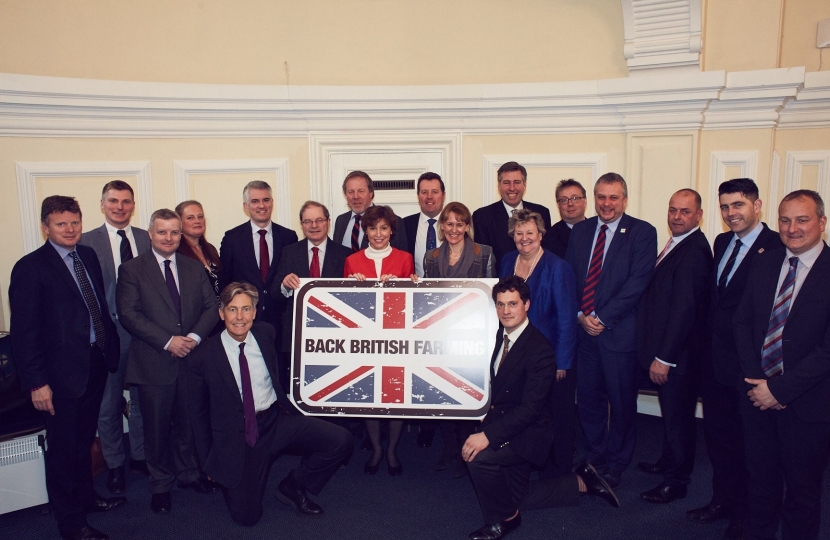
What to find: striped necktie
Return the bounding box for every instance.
[760,257,799,378]
[580,224,608,314]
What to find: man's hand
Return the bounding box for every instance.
[282,273,301,290]
[31,385,54,415]
[578,314,605,336]
[649,360,670,385]
[168,336,197,358]
[556,369,567,382]
[745,378,784,410]
[461,432,490,462]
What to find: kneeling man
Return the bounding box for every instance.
[464,276,619,540]
[188,282,353,526]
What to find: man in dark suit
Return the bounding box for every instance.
[472,162,552,270]
[80,180,151,494]
[687,178,781,539]
[635,189,713,504]
[188,282,353,527]
[733,190,830,540]
[464,276,619,540]
[564,172,657,488]
[332,170,408,252]
[543,179,587,259]
[10,196,125,540]
[219,180,298,387]
[117,209,218,514]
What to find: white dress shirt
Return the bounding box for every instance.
[250,221,273,268]
[341,212,365,249]
[104,221,138,276]
[414,212,442,277]
[495,317,529,375]
[220,329,277,413]
[776,242,824,306]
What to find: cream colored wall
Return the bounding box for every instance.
[703,0,784,72]
[780,0,830,72]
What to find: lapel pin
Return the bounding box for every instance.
[620,228,626,233]
[758,248,764,254]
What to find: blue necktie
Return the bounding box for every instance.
[426,218,437,250]
[760,257,798,377]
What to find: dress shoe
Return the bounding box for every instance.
[636,460,666,475]
[434,453,451,471]
[416,428,435,448]
[686,502,731,523]
[129,458,149,475]
[276,475,323,516]
[105,466,125,495]
[575,462,620,508]
[364,454,383,475]
[723,518,744,540]
[468,513,521,540]
[600,469,622,489]
[451,455,468,478]
[387,453,403,476]
[177,476,218,494]
[61,525,109,540]
[150,492,171,514]
[85,496,126,513]
[640,482,687,504]
[360,435,373,451]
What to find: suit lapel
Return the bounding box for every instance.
[92,225,117,284]
[491,327,527,397]
[241,227,260,283]
[211,335,243,404]
[599,214,630,284]
[252,325,280,387]
[43,243,85,303]
[786,244,829,322]
[295,242,311,278]
[142,252,179,316]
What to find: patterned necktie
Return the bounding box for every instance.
[70,251,107,350]
[309,246,321,278]
[164,259,182,321]
[760,257,799,378]
[426,218,437,250]
[258,229,269,282]
[351,214,362,252]
[238,343,259,447]
[580,224,608,315]
[718,240,742,291]
[655,238,673,266]
[117,229,133,264]
[497,334,510,373]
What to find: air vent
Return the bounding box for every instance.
[373,180,414,191]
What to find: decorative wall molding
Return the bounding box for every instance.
[15,161,153,254]
[1,68,827,137]
[769,151,781,226]
[784,150,830,203]
[481,153,607,209]
[172,158,291,228]
[620,0,702,75]
[706,151,758,241]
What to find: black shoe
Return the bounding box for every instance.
[575,462,620,508]
[387,452,403,476]
[150,492,171,514]
[686,502,732,523]
[600,469,622,489]
[177,476,218,494]
[640,482,687,504]
[129,458,149,475]
[85,496,126,513]
[468,513,521,540]
[434,454,452,471]
[61,525,109,540]
[364,453,383,475]
[451,455,468,479]
[105,466,125,495]
[416,428,435,448]
[636,461,666,475]
[360,435,373,451]
[723,518,744,540]
[276,475,323,516]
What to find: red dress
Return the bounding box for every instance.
[343,248,415,279]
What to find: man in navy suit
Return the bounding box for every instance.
[331,170,408,252]
[10,196,125,540]
[80,180,151,494]
[219,180,298,388]
[543,179,587,259]
[733,190,830,540]
[565,172,657,488]
[472,162,552,270]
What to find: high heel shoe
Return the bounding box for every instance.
[387,453,403,476]
[364,454,383,475]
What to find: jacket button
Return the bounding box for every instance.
[490,405,494,409]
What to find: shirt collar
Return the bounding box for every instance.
[307,237,328,252]
[505,317,530,340]
[250,221,272,234]
[420,212,440,224]
[104,221,132,236]
[598,214,623,233]
[734,221,764,247]
[220,327,255,351]
[502,200,524,216]
[786,241,825,269]
[49,240,75,259]
[152,248,175,264]
[671,226,699,244]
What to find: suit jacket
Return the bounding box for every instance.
[273,238,352,352]
[402,213,421,258]
[499,250,578,370]
[188,322,289,488]
[117,251,218,386]
[343,248,415,278]
[733,244,830,423]
[541,220,573,260]
[219,221,298,348]
[481,323,556,468]
[10,242,120,398]
[332,209,409,252]
[472,200,552,270]
[636,229,713,374]
[565,214,657,352]
[423,242,495,279]
[710,224,782,386]
[80,223,151,355]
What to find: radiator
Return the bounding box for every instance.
[0,431,49,515]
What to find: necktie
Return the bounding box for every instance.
[718,240,742,291]
[426,218,437,250]
[655,238,673,266]
[238,343,259,447]
[351,214,362,252]
[497,334,510,373]
[761,257,798,378]
[164,259,182,321]
[258,229,269,283]
[580,224,608,315]
[70,252,107,350]
[309,246,321,278]
[117,229,133,264]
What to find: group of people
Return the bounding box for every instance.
[7,161,829,540]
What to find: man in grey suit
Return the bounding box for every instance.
[80,180,151,495]
[116,208,218,514]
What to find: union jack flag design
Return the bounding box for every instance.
[291,279,498,419]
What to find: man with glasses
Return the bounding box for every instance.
[544,179,588,259]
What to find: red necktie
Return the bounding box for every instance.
[258,229,269,283]
[238,343,259,447]
[580,224,608,315]
[309,246,321,278]
[655,238,673,266]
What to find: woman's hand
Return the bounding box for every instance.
[409,274,419,282]
[378,274,395,283]
[349,273,367,281]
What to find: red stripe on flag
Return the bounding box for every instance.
[383,292,406,329]
[308,296,360,328]
[382,366,404,403]
[413,293,478,329]
[426,367,484,401]
[308,365,373,401]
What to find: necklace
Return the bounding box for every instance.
[513,247,543,279]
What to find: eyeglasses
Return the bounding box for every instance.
[556,196,586,205]
[301,218,328,226]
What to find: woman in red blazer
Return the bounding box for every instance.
[343,205,415,476]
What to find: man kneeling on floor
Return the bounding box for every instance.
[188,281,353,526]
[464,276,620,540]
